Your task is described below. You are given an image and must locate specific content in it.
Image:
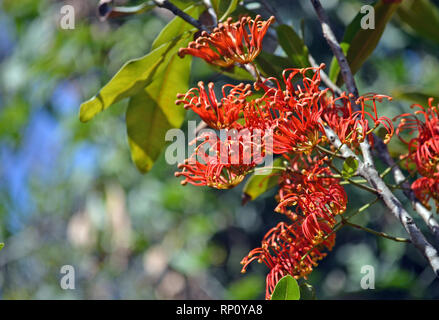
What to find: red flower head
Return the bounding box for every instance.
[252,65,329,155]
[176,81,252,130]
[175,131,266,189]
[240,220,335,299]
[178,15,275,67]
[275,156,347,238]
[322,92,394,148]
[412,175,439,212]
[395,98,439,177]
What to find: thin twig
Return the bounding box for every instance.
[153,0,208,32]
[343,220,411,243]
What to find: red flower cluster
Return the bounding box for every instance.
[178,15,275,67]
[276,156,347,239]
[175,15,396,299]
[396,98,439,210]
[240,220,335,299]
[176,82,252,130]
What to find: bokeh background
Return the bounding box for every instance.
[1,0,439,299]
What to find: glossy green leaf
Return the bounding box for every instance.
[329,1,400,85]
[80,37,183,123]
[242,158,284,204]
[342,156,359,179]
[396,0,439,44]
[276,24,309,68]
[126,36,192,173]
[299,282,316,300]
[80,4,202,124]
[271,275,300,300]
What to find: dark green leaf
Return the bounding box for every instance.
[396,0,439,44]
[342,156,359,179]
[242,158,284,204]
[299,282,316,300]
[255,51,292,79]
[329,1,400,85]
[271,275,300,300]
[276,24,309,68]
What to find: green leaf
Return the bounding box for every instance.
[299,282,316,300]
[79,4,202,123]
[329,1,400,85]
[210,65,255,81]
[242,158,284,204]
[255,51,292,79]
[392,88,439,106]
[79,38,183,123]
[152,5,201,50]
[396,0,439,44]
[126,36,192,173]
[271,275,300,300]
[0,243,4,251]
[342,156,359,179]
[276,24,309,68]
[211,0,239,22]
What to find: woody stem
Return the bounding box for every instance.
[310,0,439,276]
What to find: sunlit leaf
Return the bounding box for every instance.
[0,243,4,251]
[126,36,192,173]
[342,156,359,179]
[152,5,201,50]
[271,275,300,300]
[79,37,185,123]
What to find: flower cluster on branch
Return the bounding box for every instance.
[172,14,411,299]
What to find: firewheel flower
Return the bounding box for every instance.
[275,156,347,239]
[322,92,394,148]
[175,132,266,189]
[240,220,335,299]
[411,175,439,212]
[176,82,252,130]
[178,15,275,67]
[395,98,439,178]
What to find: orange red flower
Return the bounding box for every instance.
[178,15,275,67]
[240,220,335,299]
[176,81,252,130]
[395,98,439,178]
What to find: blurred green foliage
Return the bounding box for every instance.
[0,0,438,300]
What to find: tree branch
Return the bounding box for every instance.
[310,0,439,276]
